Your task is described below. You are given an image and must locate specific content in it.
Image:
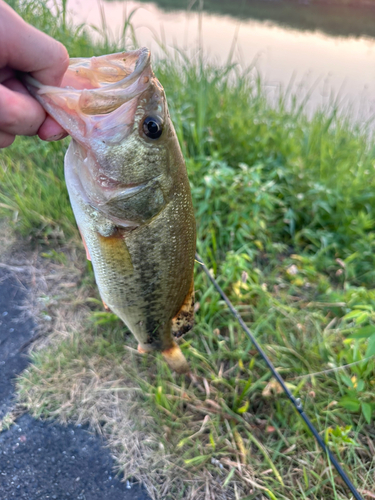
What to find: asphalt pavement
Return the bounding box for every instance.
[0,267,151,500]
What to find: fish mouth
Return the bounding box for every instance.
[23,48,154,137]
[67,47,151,90]
[24,47,152,109]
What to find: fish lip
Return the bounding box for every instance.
[68,47,151,92]
[22,47,154,136]
[22,47,151,96]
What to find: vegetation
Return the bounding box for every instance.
[1,1,375,499]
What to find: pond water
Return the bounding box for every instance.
[67,0,375,123]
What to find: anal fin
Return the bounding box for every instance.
[162,342,190,374]
[171,277,195,338]
[138,343,190,374]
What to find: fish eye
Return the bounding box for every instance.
[143,116,163,139]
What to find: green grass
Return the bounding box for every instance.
[1,1,375,499]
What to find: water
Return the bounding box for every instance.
[67,0,375,122]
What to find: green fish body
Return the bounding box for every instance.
[26,49,196,372]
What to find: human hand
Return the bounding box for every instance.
[0,0,69,148]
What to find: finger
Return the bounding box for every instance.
[0,1,69,86]
[0,82,46,136]
[2,76,30,95]
[0,67,15,84]
[0,131,15,148]
[2,77,68,141]
[38,116,68,142]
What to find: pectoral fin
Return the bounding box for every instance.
[171,277,195,338]
[96,232,134,276]
[78,227,91,261]
[102,300,110,311]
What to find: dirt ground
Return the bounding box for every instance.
[0,267,151,500]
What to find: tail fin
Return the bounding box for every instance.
[162,342,190,374]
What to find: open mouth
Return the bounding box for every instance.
[23,48,153,117]
[21,48,156,149]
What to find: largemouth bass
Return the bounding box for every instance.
[25,49,196,373]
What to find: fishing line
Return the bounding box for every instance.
[196,252,363,500]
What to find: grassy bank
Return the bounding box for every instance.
[1,1,375,499]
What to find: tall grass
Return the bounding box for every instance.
[1,1,375,499]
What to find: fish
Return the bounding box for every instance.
[24,48,196,373]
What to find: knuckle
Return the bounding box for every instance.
[0,102,19,129]
[57,42,70,73]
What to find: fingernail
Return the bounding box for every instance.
[45,131,68,142]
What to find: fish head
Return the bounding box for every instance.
[24,49,182,223]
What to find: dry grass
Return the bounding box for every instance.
[14,263,249,498]
[1,232,271,499]
[4,233,371,499]
[20,342,249,500]
[0,232,240,499]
